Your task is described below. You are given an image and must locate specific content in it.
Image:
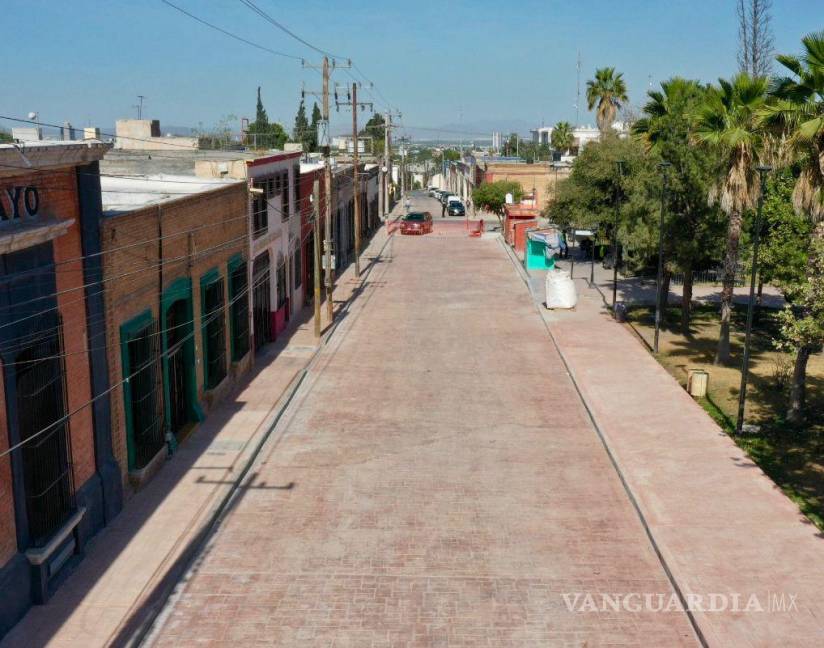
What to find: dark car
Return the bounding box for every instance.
[400,211,433,235]
[447,201,466,217]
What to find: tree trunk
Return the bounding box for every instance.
[786,220,824,421]
[658,269,672,319]
[787,346,811,424]
[754,274,764,324]
[715,209,743,365]
[681,265,694,336]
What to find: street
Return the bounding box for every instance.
[146,193,697,646]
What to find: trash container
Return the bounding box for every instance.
[613,302,627,322]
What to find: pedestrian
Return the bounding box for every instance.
[441,202,446,218]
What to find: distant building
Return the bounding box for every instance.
[332,136,370,155]
[530,122,630,155]
[114,119,198,151]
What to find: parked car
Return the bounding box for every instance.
[428,187,439,197]
[440,192,455,205]
[447,201,466,217]
[400,211,433,235]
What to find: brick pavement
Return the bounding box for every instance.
[147,224,698,646]
[535,275,824,647]
[0,217,397,648]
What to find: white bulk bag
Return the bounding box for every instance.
[545,269,577,309]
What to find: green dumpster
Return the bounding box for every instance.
[525,230,557,270]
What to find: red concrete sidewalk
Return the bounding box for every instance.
[541,276,824,646]
[0,223,395,648]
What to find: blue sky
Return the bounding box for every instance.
[0,0,819,137]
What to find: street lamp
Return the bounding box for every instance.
[612,160,626,314]
[653,161,672,354]
[736,165,772,434]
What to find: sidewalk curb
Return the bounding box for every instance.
[497,235,708,648]
[128,229,397,647]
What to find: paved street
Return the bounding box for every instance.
[146,194,698,646]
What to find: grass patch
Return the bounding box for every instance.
[627,303,824,531]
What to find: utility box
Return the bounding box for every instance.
[688,369,709,398]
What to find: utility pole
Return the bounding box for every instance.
[380,110,402,216]
[322,57,333,324]
[312,179,322,338]
[134,95,146,120]
[384,112,391,216]
[575,51,581,126]
[335,82,373,277]
[303,56,350,324]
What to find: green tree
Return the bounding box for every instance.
[252,86,268,128]
[633,77,724,333]
[247,87,288,149]
[309,102,321,151]
[693,72,769,364]
[760,30,824,421]
[473,180,524,223]
[0,128,11,143]
[586,67,629,135]
[549,136,653,265]
[292,99,312,153]
[361,113,386,155]
[550,122,574,155]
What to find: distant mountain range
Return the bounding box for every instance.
[399,118,537,142]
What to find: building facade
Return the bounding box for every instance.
[0,142,122,634]
[99,176,249,494]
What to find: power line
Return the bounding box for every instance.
[236,0,344,59]
[160,0,303,60]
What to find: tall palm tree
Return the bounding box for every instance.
[550,121,574,154]
[694,73,769,365]
[586,67,629,135]
[761,30,824,421]
[632,77,705,154]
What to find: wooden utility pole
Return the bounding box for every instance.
[302,56,350,324]
[335,82,372,277]
[322,56,334,324]
[352,83,361,277]
[312,179,321,338]
[384,112,391,212]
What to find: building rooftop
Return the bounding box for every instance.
[0,140,112,178]
[100,173,241,215]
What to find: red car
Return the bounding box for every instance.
[400,211,433,235]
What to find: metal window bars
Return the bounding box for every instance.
[15,312,75,548]
[203,278,227,389]
[230,262,250,361]
[127,320,164,470]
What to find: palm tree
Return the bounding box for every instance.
[761,30,824,422]
[693,73,769,365]
[632,77,705,154]
[586,67,629,135]
[550,121,574,155]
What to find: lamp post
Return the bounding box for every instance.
[736,165,772,434]
[612,159,626,314]
[589,229,596,287]
[653,162,671,354]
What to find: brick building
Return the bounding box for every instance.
[0,142,122,635]
[196,151,302,348]
[99,175,248,493]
